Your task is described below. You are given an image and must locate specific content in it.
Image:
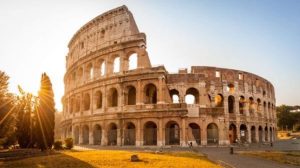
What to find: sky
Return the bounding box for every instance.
[0,0,299,111]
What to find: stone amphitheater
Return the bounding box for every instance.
[61,5,276,147]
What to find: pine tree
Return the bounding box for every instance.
[0,71,16,148]
[36,73,55,150]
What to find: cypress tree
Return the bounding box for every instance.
[36,73,55,150]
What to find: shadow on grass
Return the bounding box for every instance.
[0,151,95,168]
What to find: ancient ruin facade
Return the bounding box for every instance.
[61,6,276,146]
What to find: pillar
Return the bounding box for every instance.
[181,118,187,146]
[158,119,163,146]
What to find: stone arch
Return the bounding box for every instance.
[76,96,81,112]
[93,124,102,145]
[85,63,93,80]
[98,59,106,76]
[169,89,180,103]
[95,90,102,109]
[229,123,237,144]
[108,88,118,107]
[258,126,263,142]
[68,125,72,138]
[257,98,261,114]
[144,83,157,104]
[107,123,118,145]
[264,126,268,142]
[185,87,199,104]
[249,97,255,115]
[269,127,273,142]
[227,83,235,93]
[128,53,138,70]
[240,124,248,143]
[124,122,136,145]
[207,123,219,145]
[113,56,120,73]
[215,94,224,107]
[263,101,267,117]
[165,121,180,145]
[239,96,245,114]
[70,98,75,113]
[77,67,83,82]
[126,86,136,105]
[74,126,80,144]
[188,123,201,145]
[82,125,89,144]
[228,95,235,113]
[143,121,157,145]
[251,126,256,143]
[83,93,91,111]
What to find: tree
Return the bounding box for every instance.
[277,105,300,131]
[15,86,37,148]
[36,73,55,150]
[0,71,17,148]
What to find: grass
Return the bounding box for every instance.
[0,150,221,168]
[240,151,300,166]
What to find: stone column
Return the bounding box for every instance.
[157,76,164,104]
[89,123,94,145]
[201,121,207,145]
[117,128,122,146]
[158,119,163,146]
[255,126,259,143]
[79,125,83,144]
[224,96,228,114]
[136,80,143,105]
[136,119,141,146]
[101,129,106,146]
[247,125,251,143]
[181,118,187,146]
[236,123,241,140]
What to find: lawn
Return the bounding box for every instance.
[0,150,221,168]
[240,151,300,166]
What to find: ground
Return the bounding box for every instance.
[0,150,220,168]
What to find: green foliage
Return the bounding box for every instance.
[277,105,300,131]
[36,73,55,150]
[64,138,73,149]
[0,71,17,148]
[15,86,37,148]
[54,140,63,150]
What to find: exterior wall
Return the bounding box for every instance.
[61,6,277,147]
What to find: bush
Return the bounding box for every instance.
[64,138,73,149]
[54,140,63,150]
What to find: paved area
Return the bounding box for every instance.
[74,139,300,168]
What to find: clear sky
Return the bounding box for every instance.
[0,0,299,111]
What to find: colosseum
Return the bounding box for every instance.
[61,5,277,147]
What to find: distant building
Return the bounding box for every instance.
[61,6,277,146]
[290,109,300,113]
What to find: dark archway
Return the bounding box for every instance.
[127,86,136,105]
[93,124,102,145]
[82,125,89,144]
[228,95,235,113]
[144,121,157,145]
[240,124,248,143]
[258,126,263,143]
[207,123,219,145]
[108,123,118,145]
[74,126,79,144]
[229,123,237,144]
[124,122,136,145]
[188,123,201,145]
[144,84,157,104]
[165,121,180,145]
[251,126,256,143]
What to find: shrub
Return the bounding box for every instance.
[64,138,73,149]
[54,140,63,150]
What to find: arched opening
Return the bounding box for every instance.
[249,97,255,115]
[251,126,256,143]
[227,83,235,93]
[257,98,261,115]
[185,88,199,104]
[108,123,117,146]
[128,53,138,70]
[70,98,75,113]
[74,126,79,144]
[82,125,89,144]
[215,94,224,107]
[124,122,136,145]
[72,71,76,84]
[108,88,118,107]
[86,63,93,80]
[144,84,157,104]
[144,121,157,145]
[99,60,105,76]
[268,102,271,119]
[113,56,120,73]
[127,86,136,105]
[229,124,237,144]
[240,124,248,143]
[207,123,219,145]
[239,96,245,114]
[76,97,81,112]
[93,124,102,145]
[165,121,180,145]
[263,101,267,117]
[68,126,72,138]
[77,67,83,82]
[258,126,263,143]
[269,127,273,142]
[83,93,90,111]
[264,126,268,142]
[188,123,200,145]
[228,95,235,113]
[169,89,180,103]
[95,91,102,109]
